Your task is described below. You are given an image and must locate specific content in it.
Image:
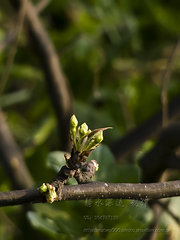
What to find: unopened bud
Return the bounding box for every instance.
[79,123,88,137]
[70,114,78,144]
[46,184,57,204]
[93,130,103,144]
[39,183,47,193]
[70,114,78,128]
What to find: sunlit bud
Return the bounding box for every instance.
[87,129,91,134]
[84,131,103,151]
[70,114,78,129]
[70,115,78,144]
[79,123,89,137]
[46,184,57,204]
[85,139,96,150]
[39,183,47,193]
[93,130,103,144]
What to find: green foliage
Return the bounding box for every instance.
[47,151,67,173]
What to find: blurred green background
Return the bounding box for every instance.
[0,0,180,239]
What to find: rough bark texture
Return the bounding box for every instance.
[1,180,180,207]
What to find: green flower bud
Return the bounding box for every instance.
[70,114,78,128]
[83,130,104,151]
[39,183,47,193]
[39,183,57,203]
[87,129,92,134]
[93,130,103,144]
[84,139,96,150]
[46,184,57,204]
[70,115,78,147]
[79,123,88,137]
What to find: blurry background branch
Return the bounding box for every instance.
[9,0,73,150]
[0,110,33,189]
[161,38,180,127]
[0,0,27,94]
[111,94,180,160]
[36,0,50,13]
[139,123,180,183]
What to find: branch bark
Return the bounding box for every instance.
[0,110,33,189]
[110,94,180,160]
[161,39,180,127]
[139,123,180,182]
[9,0,73,150]
[1,180,180,207]
[0,0,27,94]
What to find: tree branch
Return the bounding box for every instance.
[9,0,73,150]
[0,0,27,94]
[0,110,33,189]
[1,180,180,207]
[155,200,180,225]
[139,123,180,182]
[110,94,180,160]
[161,39,180,127]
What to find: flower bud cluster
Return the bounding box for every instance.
[70,114,106,153]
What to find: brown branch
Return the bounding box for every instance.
[0,30,16,52]
[0,110,33,189]
[139,123,180,182]
[110,94,180,160]
[0,180,180,207]
[155,200,180,225]
[161,39,180,127]
[0,0,27,94]
[141,202,162,240]
[139,122,180,239]
[9,0,73,150]
[36,0,50,13]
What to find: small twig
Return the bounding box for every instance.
[0,110,33,189]
[139,123,180,182]
[36,0,50,13]
[0,209,22,236]
[155,200,180,225]
[0,30,17,52]
[110,94,180,160]
[0,0,27,94]
[119,92,134,130]
[0,180,180,207]
[9,0,73,150]
[141,203,162,240]
[161,39,180,127]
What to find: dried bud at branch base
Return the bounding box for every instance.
[91,160,99,171]
[75,160,99,183]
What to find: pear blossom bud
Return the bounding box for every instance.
[79,123,88,137]
[93,131,103,144]
[70,115,78,145]
[70,114,78,128]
